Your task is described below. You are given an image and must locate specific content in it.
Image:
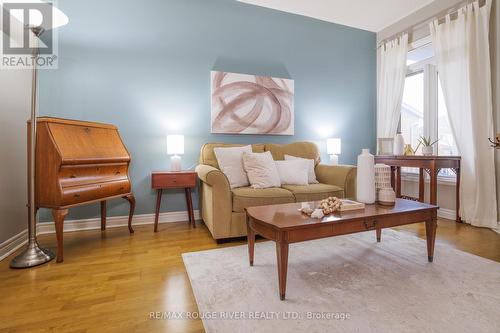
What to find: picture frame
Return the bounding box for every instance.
[378,138,394,155]
[210,71,294,135]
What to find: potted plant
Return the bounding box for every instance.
[418,136,439,156]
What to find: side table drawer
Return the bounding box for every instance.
[152,172,196,189]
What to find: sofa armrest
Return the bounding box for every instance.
[315,164,357,199]
[195,164,233,238]
[196,164,230,188]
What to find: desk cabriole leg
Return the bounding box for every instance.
[52,209,68,263]
[123,194,135,233]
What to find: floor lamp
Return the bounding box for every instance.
[10,2,69,268]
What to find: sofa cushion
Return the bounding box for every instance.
[231,187,295,212]
[275,160,309,185]
[265,142,320,165]
[243,151,281,189]
[284,154,319,184]
[282,183,344,202]
[214,145,252,188]
[199,143,265,169]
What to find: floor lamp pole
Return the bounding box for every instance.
[10,27,55,268]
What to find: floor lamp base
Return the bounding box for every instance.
[10,241,54,268]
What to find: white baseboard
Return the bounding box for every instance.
[37,209,200,234]
[0,229,28,261]
[437,208,457,221]
[0,209,200,262]
[1,207,456,262]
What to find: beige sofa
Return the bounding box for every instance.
[195,142,356,240]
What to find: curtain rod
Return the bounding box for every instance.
[376,0,483,49]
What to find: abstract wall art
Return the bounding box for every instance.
[211,71,294,135]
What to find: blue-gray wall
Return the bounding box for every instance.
[39,0,376,220]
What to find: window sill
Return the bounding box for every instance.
[400,172,456,186]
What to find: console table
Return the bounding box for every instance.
[151,171,196,231]
[374,156,461,222]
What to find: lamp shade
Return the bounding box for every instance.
[167,135,184,155]
[327,138,341,155]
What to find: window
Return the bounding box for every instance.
[437,80,458,156]
[400,40,458,179]
[437,79,459,176]
[406,42,434,66]
[401,72,424,155]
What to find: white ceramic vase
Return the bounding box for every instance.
[356,148,376,204]
[394,133,405,155]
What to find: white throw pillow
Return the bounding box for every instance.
[214,145,252,188]
[242,151,281,189]
[275,160,309,185]
[284,154,319,184]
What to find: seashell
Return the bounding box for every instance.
[311,209,325,219]
[300,207,314,215]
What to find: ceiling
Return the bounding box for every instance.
[238,0,435,32]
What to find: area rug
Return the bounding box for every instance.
[182,229,500,333]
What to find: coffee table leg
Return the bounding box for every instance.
[247,224,255,266]
[376,227,381,242]
[276,241,289,301]
[425,218,437,262]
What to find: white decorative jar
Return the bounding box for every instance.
[422,146,433,156]
[394,133,405,155]
[378,188,396,205]
[374,164,391,201]
[356,149,376,204]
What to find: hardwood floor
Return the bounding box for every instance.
[0,218,499,332]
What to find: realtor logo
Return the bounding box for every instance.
[2,2,53,54]
[1,1,61,69]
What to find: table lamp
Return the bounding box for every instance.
[167,135,184,171]
[9,1,69,268]
[327,138,341,165]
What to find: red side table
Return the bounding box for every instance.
[151,171,196,232]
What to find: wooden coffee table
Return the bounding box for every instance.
[245,198,438,300]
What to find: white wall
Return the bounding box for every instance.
[377,0,465,43]
[0,69,31,244]
[377,0,500,221]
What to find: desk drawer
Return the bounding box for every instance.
[60,164,128,188]
[61,179,130,206]
[152,173,196,189]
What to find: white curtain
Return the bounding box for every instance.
[430,0,498,230]
[377,34,408,139]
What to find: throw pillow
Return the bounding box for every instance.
[214,145,252,188]
[242,151,281,189]
[284,154,319,184]
[275,160,309,185]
